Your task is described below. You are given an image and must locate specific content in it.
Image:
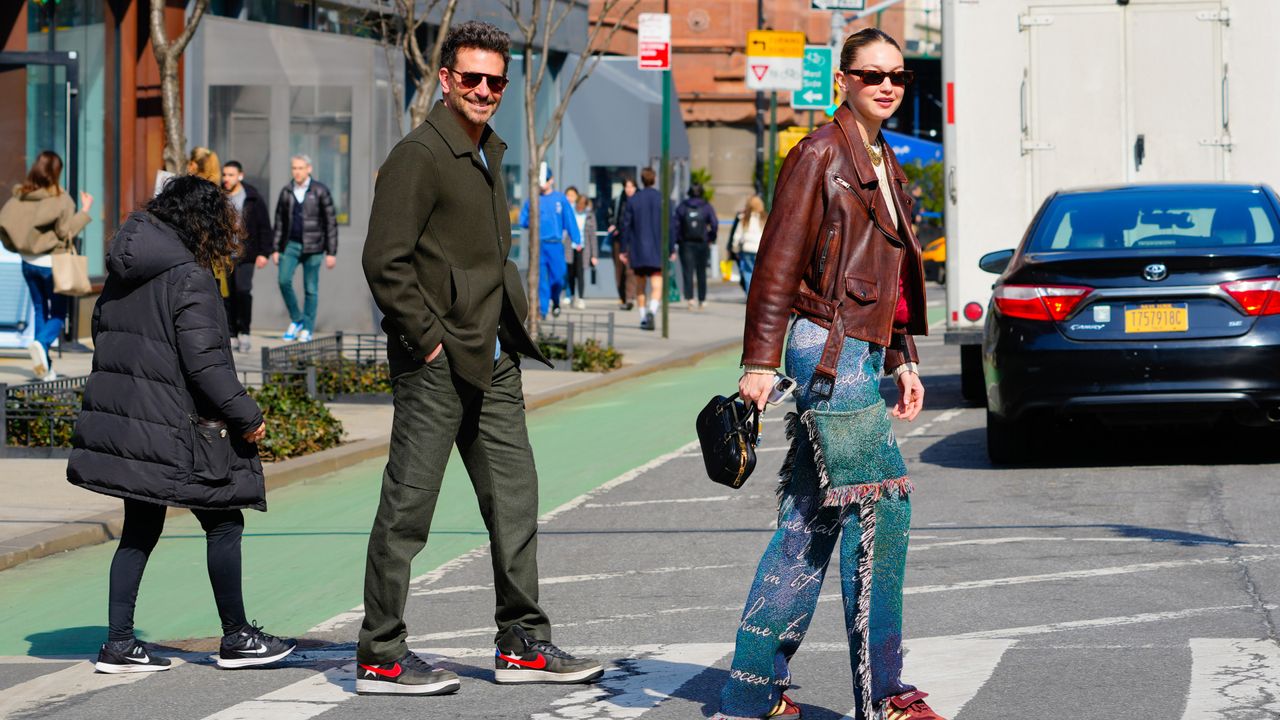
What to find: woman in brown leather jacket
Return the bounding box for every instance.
[712,29,941,720]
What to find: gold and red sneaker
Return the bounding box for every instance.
[766,693,801,719]
[883,690,947,720]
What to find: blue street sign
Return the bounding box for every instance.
[792,46,834,110]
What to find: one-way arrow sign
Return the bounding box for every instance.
[791,45,835,110]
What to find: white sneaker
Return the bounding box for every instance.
[230,335,240,351]
[238,335,252,353]
[572,298,587,310]
[41,369,58,382]
[282,322,301,341]
[28,341,49,378]
[297,329,313,343]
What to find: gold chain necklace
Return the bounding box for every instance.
[864,141,883,167]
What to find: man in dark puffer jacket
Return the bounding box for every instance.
[68,176,295,675]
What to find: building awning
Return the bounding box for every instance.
[883,130,942,165]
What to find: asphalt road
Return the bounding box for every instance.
[5,336,1280,720]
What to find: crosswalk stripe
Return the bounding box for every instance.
[533,643,733,720]
[198,665,351,720]
[840,638,1012,719]
[1182,638,1280,718]
[0,658,181,718]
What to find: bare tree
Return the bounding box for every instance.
[376,0,460,130]
[150,0,210,173]
[504,0,640,336]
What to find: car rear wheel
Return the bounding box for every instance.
[986,408,1030,465]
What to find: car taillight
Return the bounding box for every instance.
[1220,278,1280,316]
[993,284,1092,322]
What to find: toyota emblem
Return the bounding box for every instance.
[1143,263,1168,282]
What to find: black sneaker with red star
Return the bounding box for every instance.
[355,651,461,696]
[493,625,604,684]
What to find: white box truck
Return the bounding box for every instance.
[941,0,1280,403]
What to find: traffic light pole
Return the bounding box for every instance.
[660,0,672,338]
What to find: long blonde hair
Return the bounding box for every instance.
[187,147,221,184]
[744,195,766,223]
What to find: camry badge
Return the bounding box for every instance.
[1143,263,1168,282]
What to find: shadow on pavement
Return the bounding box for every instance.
[24,626,108,657]
[919,422,1280,470]
[909,522,1238,547]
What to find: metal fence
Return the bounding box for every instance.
[538,311,616,352]
[260,331,386,372]
[1,374,88,452]
[259,332,390,399]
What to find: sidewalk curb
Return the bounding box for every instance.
[0,338,739,574]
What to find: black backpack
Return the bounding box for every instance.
[679,205,706,242]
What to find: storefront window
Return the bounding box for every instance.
[209,85,272,195]
[290,86,352,225]
[26,0,106,276]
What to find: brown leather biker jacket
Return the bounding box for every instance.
[741,104,927,386]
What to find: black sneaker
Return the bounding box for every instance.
[94,638,172,674]
[640,313,655,331]
[494,626,604,684]
[216,623,297,669]
[356,651,461,696]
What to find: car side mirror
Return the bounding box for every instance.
[979,249,1015,274]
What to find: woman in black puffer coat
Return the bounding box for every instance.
[67,176,296,674]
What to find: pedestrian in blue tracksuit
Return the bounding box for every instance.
[519,163,581,317]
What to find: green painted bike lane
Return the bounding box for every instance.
[0,349,742,657]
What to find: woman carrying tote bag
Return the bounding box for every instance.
[0,151,92,380]
[712,30,940,720]
[68,175,295,674]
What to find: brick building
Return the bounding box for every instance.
[591,0,941,217]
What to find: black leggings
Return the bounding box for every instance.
[107,498,248,642]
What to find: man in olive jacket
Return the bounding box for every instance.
[356,21,603,697]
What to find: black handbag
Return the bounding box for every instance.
[695,393,760,489]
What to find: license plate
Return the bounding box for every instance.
[1124,303,1189,333]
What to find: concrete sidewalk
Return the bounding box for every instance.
[0,285,749,572]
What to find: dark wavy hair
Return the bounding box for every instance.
[145,175,243,271]
[441,21,511,73]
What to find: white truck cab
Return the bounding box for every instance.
[941,0,1280,402]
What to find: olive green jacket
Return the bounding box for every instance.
[363,101,549,389]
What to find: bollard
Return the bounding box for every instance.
[606,312,615,348]
[566,320,576,370]
[305,366,319,400]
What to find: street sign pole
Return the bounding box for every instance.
[661,67,671,339]
[637,11,671,337]
[766,92,777,211]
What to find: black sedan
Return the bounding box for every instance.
[979,184,1280,463]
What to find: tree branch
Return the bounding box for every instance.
[170,0,209,58]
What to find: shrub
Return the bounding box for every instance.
[4,389,81,447]
[248,383,344,463]
[572,338,623,373]
[538,335,570,361]
[313,359,392,396]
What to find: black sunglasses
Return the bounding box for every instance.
[447,67,509,93]
[843,69,915,87]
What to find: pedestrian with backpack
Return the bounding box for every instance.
[671,183,718,310]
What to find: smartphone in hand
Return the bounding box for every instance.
[766,375,797,407]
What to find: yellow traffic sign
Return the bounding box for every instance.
[747,31,805,59]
